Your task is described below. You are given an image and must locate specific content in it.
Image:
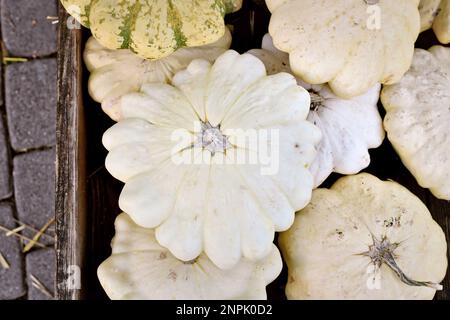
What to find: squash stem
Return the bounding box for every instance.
[308,91,324,112]
[361,235,442,290]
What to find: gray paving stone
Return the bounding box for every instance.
[0,203,26,300]
[26,248,55,300]
[0,0,58,57]
[0,118,12,200]
[13,149,55,231]
[5,59,56,151]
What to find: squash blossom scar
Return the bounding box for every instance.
[195,122,231,156]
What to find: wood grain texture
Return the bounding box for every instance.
[56,0,450,300]
[56,6,87,300]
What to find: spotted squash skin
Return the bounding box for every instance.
[419,0,450,44]
[60,0,242,59]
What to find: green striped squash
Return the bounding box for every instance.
[61,0,242,59]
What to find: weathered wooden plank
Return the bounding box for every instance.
[55,6,87,300]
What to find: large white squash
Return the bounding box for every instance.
[381,46,450,200]
[98,213,282,300]
[266,0,421,98]
[419,0,450,44]
[102,50,321,269]
[249,35,385,187]
[84,28,231,121]
[279,173,448,300]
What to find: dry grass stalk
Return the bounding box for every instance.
[0,252,10,269]
[0,225,46,248]
[30,274,53,298]
[23,218,55,253]
[3,57,28,64]
[12,218,55,240]
[46,16,59,25]
[6,225,25,237]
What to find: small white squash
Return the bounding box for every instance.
[279,173,448,300]
[381,46,450,200]
[266,0,421,98]
[102,50,321,269]
[419,0,450,44]
[249,35,385,187]
[84,28,231,121]
[98,213,282,300]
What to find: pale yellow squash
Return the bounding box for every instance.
[280,174,448,300]
[98,213,283,300]
[381,46,450,200]
[419,0,450,43]
[83,28,231,121]
[266,0,421,98]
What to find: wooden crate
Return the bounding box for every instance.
[56,6,86,300]
[56,2,450,300]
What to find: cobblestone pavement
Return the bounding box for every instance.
[0,0,57,300]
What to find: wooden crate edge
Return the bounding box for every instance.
[55,6,87,300]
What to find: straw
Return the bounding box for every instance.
[6,225,25,237]
[30,274,53,298]
[23,218,55,253]
[3,57,28,64]
[0,225,46,248]
[12,218,55,240]
[0,252,10,269]
[46,16,59,25]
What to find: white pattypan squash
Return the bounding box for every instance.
[419,0,450,43]
[381,46,450,200]
[102,50,321,270]
[266,0,421,98]
[61,0,242,60]
[279,173,448,300]
[98,213,282,300]
[249,34,385,188]
[84,28,231,121]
